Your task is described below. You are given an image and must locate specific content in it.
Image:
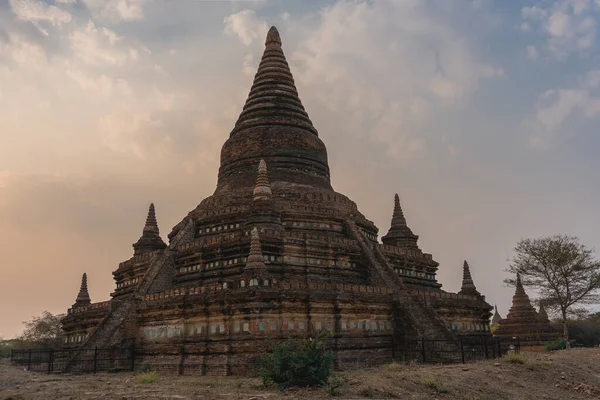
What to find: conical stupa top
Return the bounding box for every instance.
[216,26,331,192]
[133,202,167,256]
[253,159,272,201]
[143,203,159,234]
[75,272,91,305]
[392,193,407,225]
[459,260,479,295]
[381,193,418,247]
[265,26,281,47]
[515,273,527,297]
[231,26,317,137]
[492,304,502,324]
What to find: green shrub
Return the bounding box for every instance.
[256,335,333,389]
[503,352,525,364]
[136,370,158,384]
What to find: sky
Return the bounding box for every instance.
[0,0,599,339]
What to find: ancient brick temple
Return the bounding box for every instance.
[494,274,559,351]
[61,26,493,374]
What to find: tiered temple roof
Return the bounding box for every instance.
[494,274,558,347]
[60,26,494,371]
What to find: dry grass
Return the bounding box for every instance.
[2,349,600,399]
[135,370,158,384]
[503,352,526,364]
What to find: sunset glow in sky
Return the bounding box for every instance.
[1,0,599,338]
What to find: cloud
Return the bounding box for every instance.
[522,0,600,59]
[10,0,72,36]
[69,21,148,66]
[82,0,145,22]
[289,0,503,160]
[527,45,539,60]
[224,10,268,46]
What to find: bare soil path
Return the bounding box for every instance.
[1,348,599,399]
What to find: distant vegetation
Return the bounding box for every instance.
[506,235,600,348]
[256,335,333,389]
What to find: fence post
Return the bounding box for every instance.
[420,339,426,363]
[131,344,135,371]
[483,336,489,359]
[93,347,98,373]
[47,349,54,374]
[10,349,13,363]
[460,337,465,364]
[496,337,501,357]
[27,349,32,370]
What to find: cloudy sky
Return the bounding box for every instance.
[1,0,599,338]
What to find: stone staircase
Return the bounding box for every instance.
[66,219,196,369]
[345,219,457,345]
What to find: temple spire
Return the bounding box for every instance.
[459,260,480,296]
[216,25,332,193]
[75,273,91,306]
[144,203,159,234]
[243,228,270,285]
[381,193,418,247]
[253,159,272,201]
[230,25,317,137]
[133,203,167,256]
[491,304,502,324]
[515,273,526,297]
[392,193,407,225]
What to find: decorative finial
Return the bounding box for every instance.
[253,159,272,201]
[459,260,479,295]
[133,202,167,256]
[515,273,526,296]
[392,193,406,223]
[144,203,159,234]
[265,26,281,47]
[75,272,91,305]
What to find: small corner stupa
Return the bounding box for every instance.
[494,274,559,350]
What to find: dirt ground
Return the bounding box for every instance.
[1,348,599,400]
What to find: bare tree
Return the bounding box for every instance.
[505,235,600,349]
[19,311,65,347]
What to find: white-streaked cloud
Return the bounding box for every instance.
[82,0,145,22]
[10,0,72,35]
[291,0,503,160]
[69,21,149,66]
[224,10,268,46]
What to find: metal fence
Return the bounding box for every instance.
[10,336,520,374]
[395,336,520,364]
[10,346,134,374]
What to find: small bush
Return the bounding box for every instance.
[385,362,403,371]
[540,360,553,367]
[503,352,525,364]
[420,376,450,394]
[545,340,567,352]
[136,371,158,384]
[256,335,333,389]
